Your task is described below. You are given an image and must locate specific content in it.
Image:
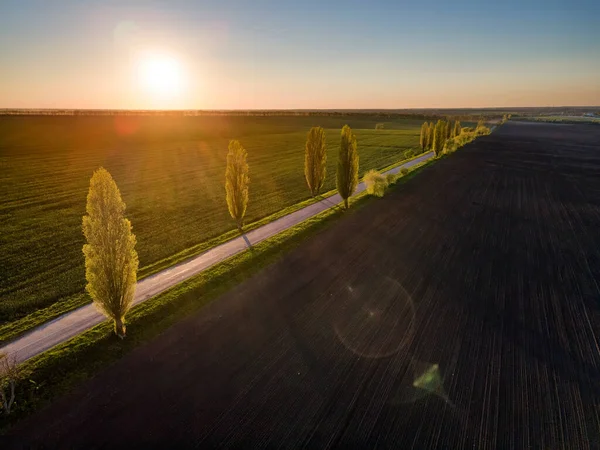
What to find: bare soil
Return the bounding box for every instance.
[6,122,600,449]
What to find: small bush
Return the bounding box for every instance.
[386,173,397,185]
[375,123,385,130]
[0,352,21,415]
[444,126,491,154]
[475,125,491,136]
[400,167,409,176]
[363,170,388,197]
[442,122,492,154]
[444,138,458,154]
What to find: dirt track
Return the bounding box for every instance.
[7,122,600,449]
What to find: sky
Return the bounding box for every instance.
[1,0,599,109]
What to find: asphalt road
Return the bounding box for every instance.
[8,122,600,448]
[0,151,433,365]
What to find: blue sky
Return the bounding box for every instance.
[1,0,598,108]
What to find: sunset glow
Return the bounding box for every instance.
[0,0,598,109]
[136,52,187,105]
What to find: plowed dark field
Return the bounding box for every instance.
[8,122,600,449]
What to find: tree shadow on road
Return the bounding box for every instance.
[316,194,344,212]
[241,232,254,252]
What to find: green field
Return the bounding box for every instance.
[0,114,422,324]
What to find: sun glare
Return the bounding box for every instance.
[136,52,186,99]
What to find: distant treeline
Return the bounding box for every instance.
[2,106,597,120]
[0,109,500,121]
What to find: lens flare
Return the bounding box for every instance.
[392,360,454,407]
[332,275,415,359]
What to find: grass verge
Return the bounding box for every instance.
[0,158,435,432]
[0,150,429,346]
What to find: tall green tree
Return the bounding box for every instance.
[82,167,138,338]
[420,122,429,150]
[445,120,452,139]
[336,125,359,209]
[477,118,486,129]
[428,122,435,150]
[225,140,250,231]
[442,121,448,151]
[454,120,462,137]
[432,120,446,156]
[304,127,327,197]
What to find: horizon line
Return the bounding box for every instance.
[1,106,599,112]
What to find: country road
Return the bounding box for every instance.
[0,151,433,364]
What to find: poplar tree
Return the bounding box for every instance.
[454,120,462,137]
[304,127,327,196]
[82,167,138,338]
[420,122,429,150]
[336,125,359,209]
[225,140,250,231]
[440,120,450,153]
[432,120,446,156]
[428,122,435,150]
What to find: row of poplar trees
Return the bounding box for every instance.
[82,125,360,338]
[304,125,359,209]
[419,119,461,156]
[224,124,359,229]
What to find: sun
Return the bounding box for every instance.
[136,52,186,99]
